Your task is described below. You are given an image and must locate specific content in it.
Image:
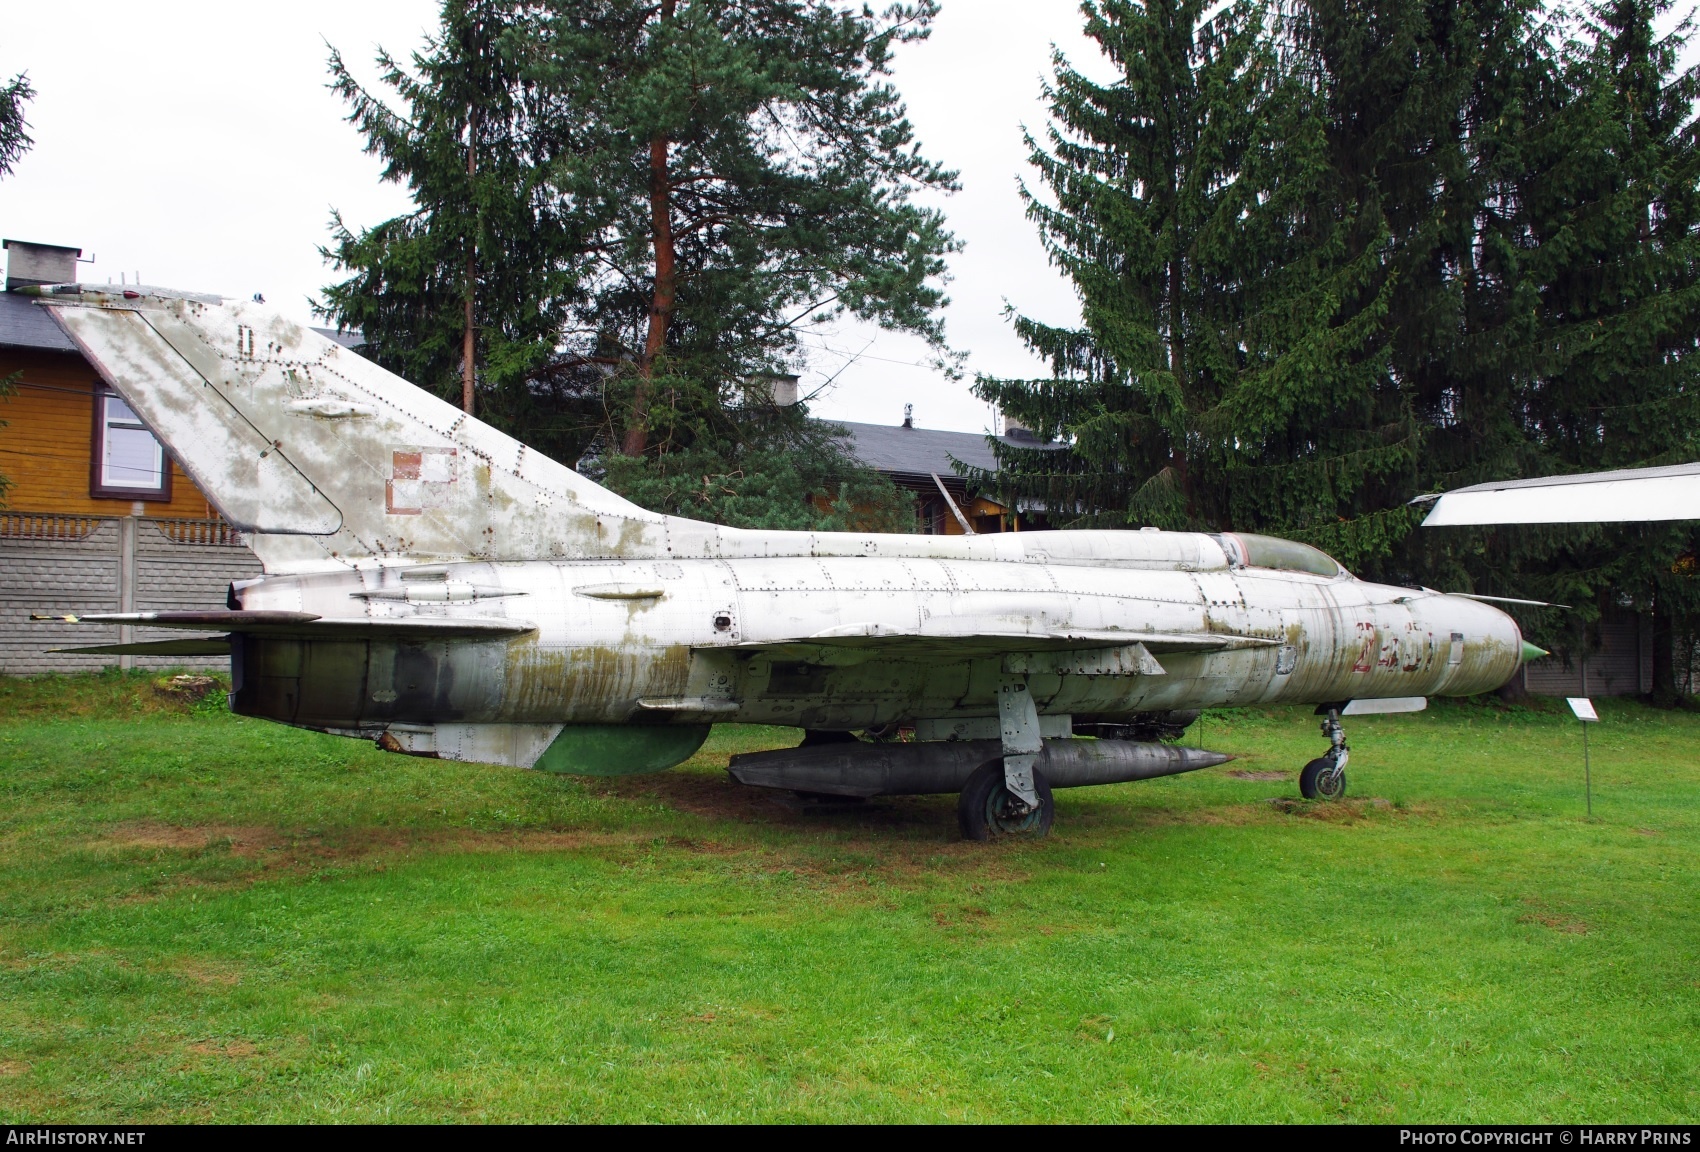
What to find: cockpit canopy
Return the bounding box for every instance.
[1213,532,1346,578]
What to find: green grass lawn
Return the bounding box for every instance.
[0,673,1695,1122]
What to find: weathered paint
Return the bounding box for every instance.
[36,288,1530,777]
[533,724,711,775]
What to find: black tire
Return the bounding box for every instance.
[798,730,859,748]
[957,760,1055,841]
[1299,756,1347,801]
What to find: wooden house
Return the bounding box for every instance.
[0,240,259,673]
[1,243,230,523]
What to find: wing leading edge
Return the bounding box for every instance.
[725,626,1280,661]
[1419,462,1700,525]
[35,610,536,642]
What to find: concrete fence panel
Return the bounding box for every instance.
[0,515,260,675]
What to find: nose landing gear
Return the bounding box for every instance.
[1300,707,1348,800]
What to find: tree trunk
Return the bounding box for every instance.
[1651,589,1678,707]
[462,261,476,416]
[462,101,478,416]
[624,0,678,457]
[1167,250,1192,520]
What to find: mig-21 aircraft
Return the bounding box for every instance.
[26,285,1542,839]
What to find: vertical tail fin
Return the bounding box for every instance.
[45,290,667,572]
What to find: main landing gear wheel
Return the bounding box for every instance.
[958,760,1055,841]
[1299,756,1347,801]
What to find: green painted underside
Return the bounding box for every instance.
[533,724,712,776]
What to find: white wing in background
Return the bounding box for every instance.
[1418,462,1700,525]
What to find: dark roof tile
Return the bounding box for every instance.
[311,326,365,350]
[822,418,1059,479]
[0,291,78,353]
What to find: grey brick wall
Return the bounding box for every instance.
[0,516,261,675]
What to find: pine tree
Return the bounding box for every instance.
[321,0,602,463]
[593,412,912,530]
[512,0,961,461]
[0,72,32,178]
[323,1,951,531]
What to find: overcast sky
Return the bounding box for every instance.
[0,1,1105,435]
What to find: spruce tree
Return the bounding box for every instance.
[974,0,1285,531]
[976,0,1422,566]
[986,0,1700,698]
[1448,0,1700,696]
[1382,0,1700,696]
[978,0,1593,578]
[1300,0,1563,578]
[1569,0,1700,701]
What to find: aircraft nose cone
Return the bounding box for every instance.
[1521,640,1548,663]
[1414,594,1527,695]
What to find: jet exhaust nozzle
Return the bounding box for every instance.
[727,737,1232,799]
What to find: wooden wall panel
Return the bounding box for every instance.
[0,348,216,518]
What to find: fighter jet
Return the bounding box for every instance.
[27,286,1540,839]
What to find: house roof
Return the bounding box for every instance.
[312,326,365,350]
[823,418,1059,481]
[0,291,78,353]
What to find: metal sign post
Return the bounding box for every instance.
[1567,697,1599,817]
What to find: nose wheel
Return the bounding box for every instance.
[1300,708,1349,800]
[1300,755,1347,800]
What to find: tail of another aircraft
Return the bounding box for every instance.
[40,289,670,573]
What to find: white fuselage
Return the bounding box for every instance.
[232,529,1523,734]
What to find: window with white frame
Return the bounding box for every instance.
[92,389,170,500]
